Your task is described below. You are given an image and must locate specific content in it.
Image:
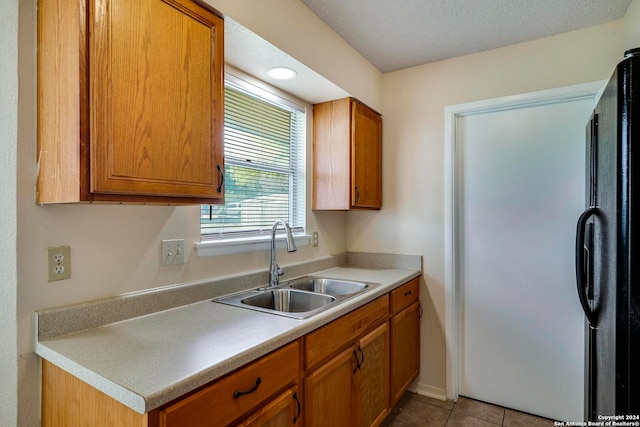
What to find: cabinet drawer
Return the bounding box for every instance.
[305,296,388,370]
[159,342,299,427]
[390,278,419,315]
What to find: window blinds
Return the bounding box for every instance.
[201,78,305,238]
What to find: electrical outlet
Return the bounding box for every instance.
[312,231,319,247]
[47,246,71,281]
[161,239,185,266]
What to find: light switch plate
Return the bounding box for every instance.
[161,239,185,266]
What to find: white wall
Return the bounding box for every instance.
[624,0,640,50]
[349,21,624,397]
[0,0,18,424]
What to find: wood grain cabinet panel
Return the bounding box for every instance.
[390,301,421,407]
[305,296,389,370]
[238,387,301,427]
[158,342,299,427]
[37,0,224,204]
[304,347,356,427]
[357,323,389,427]
[351,101,383,209]
[304,297,390,427]
[390,277,419,315]
[41,360,149,427]
[312,98,382,210]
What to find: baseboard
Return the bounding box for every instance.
[410,382,448,401]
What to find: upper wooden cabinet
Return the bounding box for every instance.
[312,98,382,210]
[37,0,225,204]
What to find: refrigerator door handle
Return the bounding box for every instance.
[575,207,598,327]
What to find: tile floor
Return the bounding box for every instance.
[382,392,556,427]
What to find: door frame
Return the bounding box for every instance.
[443,80,606,401]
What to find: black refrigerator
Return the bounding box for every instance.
[576,47,640,421]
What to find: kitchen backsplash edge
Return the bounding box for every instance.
[36,252,421,340]
[347,251,422,270]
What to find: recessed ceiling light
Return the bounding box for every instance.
[267,67,297,80]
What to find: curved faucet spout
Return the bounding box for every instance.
[269,219,297,287]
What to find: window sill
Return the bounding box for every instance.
[195,234,310,257]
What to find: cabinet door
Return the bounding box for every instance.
[239,388,301,427]
[357,323,389,427]
[390,301,421,406]
[90,0,224,200]
[351,100,382,209]
[312,98,351,210]
[304,347,357,427]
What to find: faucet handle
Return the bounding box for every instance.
[277,265,284,277]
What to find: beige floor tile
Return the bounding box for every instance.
[410,393,456,410]
[446,411,502,427]
[388,418,417,427]
[392,399,451,427]
[387,391,561,427]
[453,396,505,425]
[503,409,556,427]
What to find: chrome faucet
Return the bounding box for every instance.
[269,219,297,287]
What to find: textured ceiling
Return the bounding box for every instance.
[300,0,632,72]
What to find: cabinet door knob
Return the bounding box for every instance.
[233,377,261,399]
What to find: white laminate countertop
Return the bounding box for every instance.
[35,266,420,414]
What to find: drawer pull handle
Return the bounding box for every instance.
[293,391,301,424]
[233,377,261,399]
[404,290,412,296]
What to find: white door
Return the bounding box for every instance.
[457,97,593,421]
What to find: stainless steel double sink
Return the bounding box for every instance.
[213,277,380,319]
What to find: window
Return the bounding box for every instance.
[200,74,306,244]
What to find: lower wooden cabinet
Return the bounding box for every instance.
[41,277,422,427]
[304,347,356,427]
[303,298,390,427]
[41,360,149,427]
[239,387,301,427]
[357,323,389,427]
[390,301,421,407]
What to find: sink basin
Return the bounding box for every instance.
[286,278,368,296]
[241,289,335,313]
[214,276,380,319]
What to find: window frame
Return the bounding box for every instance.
[195,72,309,257]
